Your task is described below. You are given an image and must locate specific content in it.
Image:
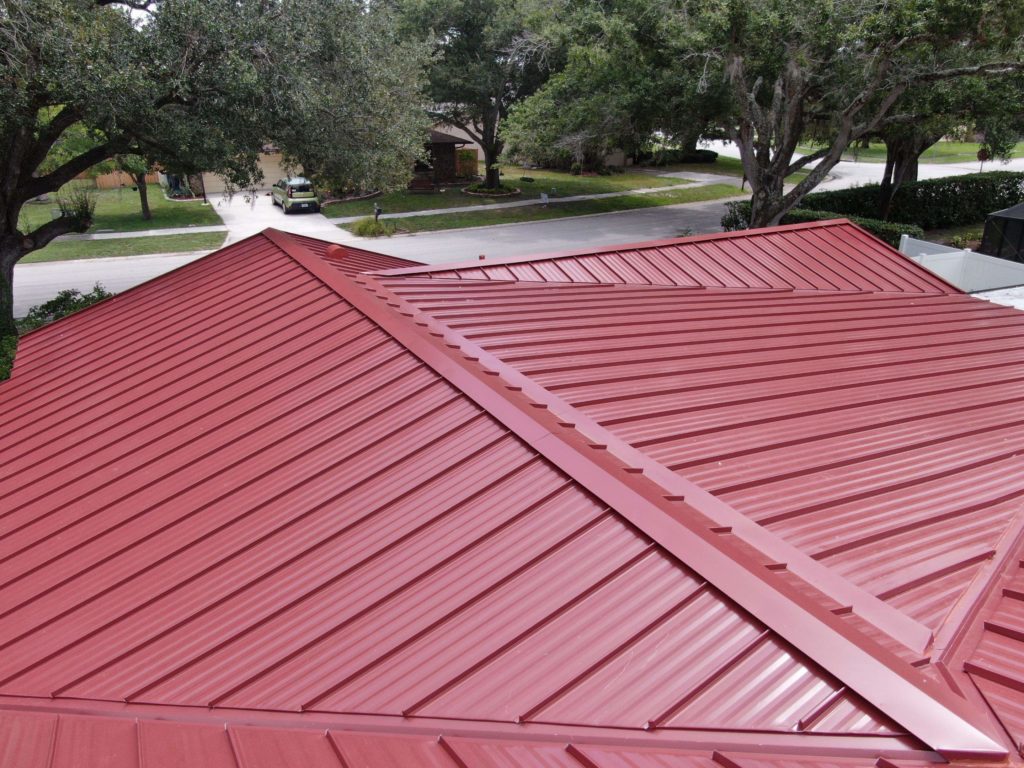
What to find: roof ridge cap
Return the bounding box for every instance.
[402,294,935,657]
[263,229,1006,760]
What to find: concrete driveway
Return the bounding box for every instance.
[209,190,354,245]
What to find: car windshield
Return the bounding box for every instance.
[290,183,312,192]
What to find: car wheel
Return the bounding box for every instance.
[283,204,291,215]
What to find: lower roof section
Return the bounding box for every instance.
[375,220,958,295]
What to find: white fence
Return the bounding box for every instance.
[899,235,1024,292]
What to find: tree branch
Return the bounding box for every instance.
[912,61,1024,83]
[20,142,122,201]
[785,145,831,175]
[20,106,82,180]
[94,0,157,9]
[21,215,89,253]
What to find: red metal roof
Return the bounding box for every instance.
[378,220,958,295]
[0,223,1021,767]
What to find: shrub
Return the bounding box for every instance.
[798,171,1024,229]
[455,149,478,178]
[18,283,113,333]
[720,201,924,247]
[350,216,397,237]
[0,335,16,381]
[641,148,720,166]
[520,176,535,183]
[570,162,582,176]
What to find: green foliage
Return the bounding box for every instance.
[19,184,221,235]
[55,186,96,231]
[0,0,431,344]
[641,149,719,166]
[0,336,16,381]
[350,217,398,237]
[504,4,730,170]
[17,283,113,333]
[276,2,431,195]
[456,149,479,178]
[2,0,430,228]
[682,0,1024,226]
[798,172,1024,230]
[721,201,925,247]
[949,229,985,249]
[397,0,550,184]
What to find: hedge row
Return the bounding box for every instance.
[641,148,719,166]
[798,171,1024,230]
[721,201,924,247]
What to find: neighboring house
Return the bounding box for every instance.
[2,222,1024,767]
[410,129,478,189]
[201,145,294,194]
[900,234,1024,291]
[433,122,483,156]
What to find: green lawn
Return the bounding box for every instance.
[21,232,227,263]
[19,184,224,234]
[654,155,746,177]
[654,155,810,182]
[796,140,1024,164]
[323,165,690,218]
[343,184,741,236]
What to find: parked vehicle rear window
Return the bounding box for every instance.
[290,183,312,192]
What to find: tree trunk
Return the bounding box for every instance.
[676,125,702,156]
[482,144,502,189]
[877,135,935,219]
[135,173,152,220]
[748,173,787,228]
[0,241,20,340]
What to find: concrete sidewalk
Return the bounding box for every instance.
[325,176,740,224]
[56,224,227,241]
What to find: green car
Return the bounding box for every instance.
[271,177,320,214]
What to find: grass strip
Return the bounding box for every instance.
[21,232,227,263]
[343,184,741,236]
